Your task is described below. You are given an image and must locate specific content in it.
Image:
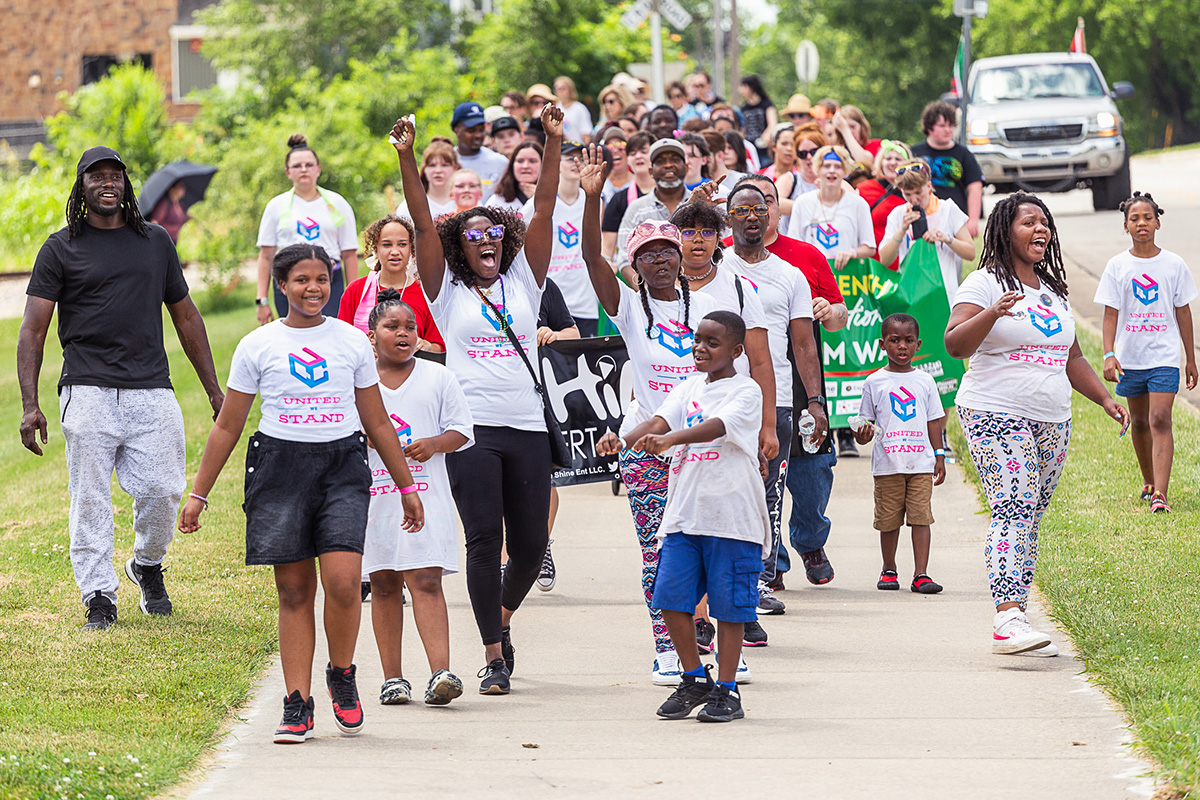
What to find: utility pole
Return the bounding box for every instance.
[959,13,971,145]
[729,0,740,91]
[650,0,665,104]
[711,0,724,99]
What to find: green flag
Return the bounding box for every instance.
[952,35,965,97]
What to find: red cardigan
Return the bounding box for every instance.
[337,274,445,349]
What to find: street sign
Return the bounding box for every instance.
[657,0,692,32]
[620,0,652,31]
[795,40,819,84]
[952,0,988,18]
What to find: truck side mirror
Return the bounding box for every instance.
[1111,82,1135,100]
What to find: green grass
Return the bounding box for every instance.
[0,286,279,799]
[949,329,1200,797]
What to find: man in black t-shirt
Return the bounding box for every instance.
[18,147,224,630]
[910,101,984,238]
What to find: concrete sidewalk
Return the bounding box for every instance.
[183,451,1157,799]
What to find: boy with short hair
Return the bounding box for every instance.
[599,311,769,722]
[853,313,947,594]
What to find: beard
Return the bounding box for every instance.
[657,178,683,189]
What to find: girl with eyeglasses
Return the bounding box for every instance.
[391,105,565,696]
[857,140,912,269]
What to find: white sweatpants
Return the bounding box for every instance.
[59,386,186,606]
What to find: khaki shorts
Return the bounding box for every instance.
[873,473,934,531]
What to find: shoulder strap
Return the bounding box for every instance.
[477,287,545,393]
[869,183,899,212]
[734,274,745,313]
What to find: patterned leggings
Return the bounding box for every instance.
[958,407,1071,608]
[619,448,673,654]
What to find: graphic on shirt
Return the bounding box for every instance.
[741,275,759,293]
[289,347,330,388]
[389,413,413,446]
[1029,304,1063,338]
[652,318,694,357]
[557,221,579,248]
[296,216,320,242]
[815,222,839,250]
[480,301,514,333]
[924,156,964,188]
[686,401,704,428]
[889,387,917,422]
[1132,274,1160,306]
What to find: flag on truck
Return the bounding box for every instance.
[1069,17,1086,54]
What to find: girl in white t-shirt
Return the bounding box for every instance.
[786,145,875,269]
[392,106,565,696]
[178,244,424,744]
[945,193,1129,659]
[1094,192,1197,513]
[877,160,975,307]
[363,289,473,707]
[395,139,460,222]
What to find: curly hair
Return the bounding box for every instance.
[363,214,415,263]
[671,202,727,266]
[272,243,333,284]
[67,171,150,240]
[368,287,414,330]
[436,206,527,287]
[1120,191,1165,219]
[978,192,1068,298]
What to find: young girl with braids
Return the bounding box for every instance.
[1094,192,1196,513]
[945,193,1130,658]
[577,144,719,685]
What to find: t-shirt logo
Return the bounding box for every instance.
[889,387,917,422]
[289,347,329,388]
[686,401,704,428]
[297,216,321,242]
[389,413,413,446]
[741,275,760,293]
[480,301,514,333]
[815,222,839,250]
[1030,304,1062,337]
[557,222,579,248]
[925,155,964,188]
[653,318,694,357]
[1132,274,1159,305]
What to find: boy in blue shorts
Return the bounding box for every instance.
[600,310,770,722]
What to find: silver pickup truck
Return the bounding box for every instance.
[963,53,1135,211]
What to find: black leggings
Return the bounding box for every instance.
[447,426,551,646]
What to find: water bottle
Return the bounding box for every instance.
[798,410,819,454]
[848,415,873,435]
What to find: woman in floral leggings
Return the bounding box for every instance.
[945,193,1130,657]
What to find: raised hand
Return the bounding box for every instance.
[541,104,565,137]
[578,144,609,197]
[389,116,416,154]
[685,180,719,205]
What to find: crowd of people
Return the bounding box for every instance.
[17,67,1190,737]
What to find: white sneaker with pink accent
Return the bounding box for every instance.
[992,608,1052,655]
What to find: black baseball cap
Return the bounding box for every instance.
[491,116,521,135]
[77,146,126,175]
[561,140,585,155]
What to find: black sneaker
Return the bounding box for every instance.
[757,582,786,614]
[325,663,364,735]
[801,548,835,585]
[124,558,172,616]
[695,618,716,654]
[82,590,117,630]
[697,683,745,722]
[877,569,900,590]
[742,620,768,647]
[273,690,314,744]
[478,658,511,695]
[536,539,556,592]
[836,429,859,457]
[767,573,785,592]
[361,581,371,602]
[500,626,515,675]
[656,665,713,719]
[911,574,944,594]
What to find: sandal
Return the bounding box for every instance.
[911,574,944,594]
[1140,484,1155,501]
[1150,492,1171,513]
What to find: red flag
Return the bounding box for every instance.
[1070,17,1086,53]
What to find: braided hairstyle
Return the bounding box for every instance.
[977,192,1068,298]
[271,243,333,284]
[436,206,526,288]
[368,287,414,330]
[1119,191,1165,219]
[66,172,150,239]
[637,269,691,339]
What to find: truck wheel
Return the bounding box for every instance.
[1092,147,1132,211]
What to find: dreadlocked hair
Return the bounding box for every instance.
[978,192,1068,299]
[1120,191,1165,219]
[272,244,333,284]
[637,271,691,340]
[66,173,150,239]
[435,206,526,287]
[368,287,414,330]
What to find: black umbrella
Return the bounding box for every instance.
[138,161,218,217]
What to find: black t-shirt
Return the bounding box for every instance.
[787,320,834,458]
[909,141,984,215]
[538,278,576,331]
[28,223,189,389]
[741,98,773,147]
[602,184,646,233]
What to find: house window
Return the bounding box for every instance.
[81,54,152,85]
[170,25,220,101]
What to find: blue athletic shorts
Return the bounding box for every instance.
[651,533,762,624]
[1116,366,1180,398]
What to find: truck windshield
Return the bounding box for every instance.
[971,63,1105,104]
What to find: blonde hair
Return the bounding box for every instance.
[872,140,912,176]
[598,84,635,115]
[893,160,932,192]
[833,104,871,146]
[554,75,578,102]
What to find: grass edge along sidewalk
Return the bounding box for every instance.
[0,290,279,800]
[949,328,1200,798]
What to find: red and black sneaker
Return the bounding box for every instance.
[876,569,900,591]
[274,690,314,744]
[1140,484,1155,502]
[1150,492,1172,513]
[910,573,944,594]
[326,663,364,735]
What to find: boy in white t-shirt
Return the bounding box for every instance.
[599,311,769,723]
[852,313,947,594]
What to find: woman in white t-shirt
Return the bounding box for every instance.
[486,142,542,216]
[945,193,1129,659]
[256,134,359,325]
[553,76,594,144]
[787,145,875,269]
[878,159,975,307]
[391,105,564,696]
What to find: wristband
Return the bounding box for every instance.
[933,449,946,457]
[1104,351,1116,360]
[188,492,209,507]
[617,436,629,452]
[255,297,271,307]
[399,484,419,495]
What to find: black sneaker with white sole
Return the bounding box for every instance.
[757,582,786,614]
[536,539,556,592]
[273,690,314,744]
[124,558,172,616]
[695,618,716,654]
[325,663,364,734]
[500,626,515,675]
[656,666,714,719]
[478,658,511,695]
[83,590,117,630]
[697,683,744,722]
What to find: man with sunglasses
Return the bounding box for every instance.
[613,139,691,269]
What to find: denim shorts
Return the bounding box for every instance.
[651,533,762,624]
[243,431,371,566]
[1116,366,1180,398]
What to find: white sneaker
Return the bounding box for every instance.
[652,650,682,686]
[1017,643,1059,658]
[992,608,1052,655]
[713,650,753,684]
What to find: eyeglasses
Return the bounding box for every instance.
[895,161,930,177]
[680,229,717,240]
[462,225,505,244]
[636,250,679,266]
[729,204,769,218]
[796,148,818,160]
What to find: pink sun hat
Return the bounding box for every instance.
[625,219,682,265]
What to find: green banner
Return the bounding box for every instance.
[822,241,965,427]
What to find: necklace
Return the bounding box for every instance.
[816,189,841,227]
[685,261,716,283]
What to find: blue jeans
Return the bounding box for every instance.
[780,451,837,571]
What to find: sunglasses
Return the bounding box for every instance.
[796,148,818,160]
[729,204,769,218]
[635,221,680,237]
[462,225,505,244]
[680,229,717,240]
[606,141,627,151]
[895,161,930,177]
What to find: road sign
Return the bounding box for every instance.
[620,0,652,31]
[795,40,819,84]
[952,0,988,18]
[657,0,692,32]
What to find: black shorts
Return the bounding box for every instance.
[243,431,371,566]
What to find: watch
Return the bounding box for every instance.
[255,297,271,307]
[807,395,826,407]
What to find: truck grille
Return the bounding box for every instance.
[1004,124,1084,143]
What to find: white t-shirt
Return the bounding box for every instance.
[456,147,511,202]
[656,374,771,558]
[425,250,546,431]
[883,199,970,305]
[787,190,875,258]
[1093,248,1197,370]
[397,196,456,222]
[485,194,526,217]
[953,269,1076,423]
[721,251,813,404]
[521,192,596,320]
[610,279,719,436]
[363,359,474,577]
[560,101,594,143]
[256,190,358,265]
[227,317,378,442]
[691,267,767,377]
[858,368,945,476]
